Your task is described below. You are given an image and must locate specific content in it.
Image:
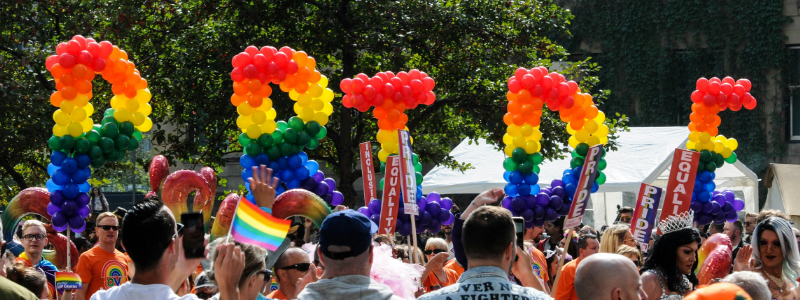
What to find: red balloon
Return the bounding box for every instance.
[77,51,93,66]
[691,90,703,103]
[531,85,543,97]
[720,83,732,95]
[567,81,578,95]
[259,46,276,60]
[732,84,745,97]
[266,62,279,75]
[522,74,536,90]
[408,69,422,80]
[45,55,59,71]
[716,93,727,107]
[231,67,245,82]
[562,96,575,109]
[284,61,299,74]
[531,68,544,81]
[351,94,365,108]
[708,81,721,95]
[557,82,570,97]
[71,35,87,49]
[709,77,721,84]
[363,85,376,100]
[548,88,559,102]
[279,47,294,59]
[697,245,732,285]
[421,77,435,92]
[426,91,435,104]
[98,41,113,58]
[66,40,81,55]
[696,78,709,92]
[245,46,259,56]
[541,76,553,91]
[342,94,353,108]
[373,94,385,107]
[253,54,269,71]
[514,68,528,80]
[243,65,259,79]
[410,79,423,93]
[722,76,735,86]
[396,71,409,84]
[86,42,100,57]
[703,94,716,107]
[91,57,106,72]
[742,93,754,105]
[59,53,76,69]
[370,76,385,90]
[401,85,413,99]
[508,79,522,93]
[382,83,395,98]
[390,77,403,90]
[273,52,288,67]
[352,78,365,94]
[743,97,757,110]
[56,42,68,55]
[340,78,353,93]
[736,79,751,92]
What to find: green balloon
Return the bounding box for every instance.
[128,137,140,151]
[598,158,607,171]
[90,157,106,168]
[414,162,422,173]
[104,108,115,117]
[102,123,119,138]
[102,116,118,125]
[696,161,705,172]
[60,135,75,150]
[118,150,128,161]
[283,128,298,144]
[258,134,274,148]
[415,172,423,183]
[518,161,533,174]
[725,152,737,164]
[531,153,543,165]
[699,150,712,163]
[276,121,289,131]
[596,172,607,185]
[280,143,294,156]
[316,126,327,140]
[115,135,130,150]
[271,131,284,145]
[412,153,420,165]
[380,162,386,173]
[503,158,519,171]
[74,138,91,154]
[48,136,62,151]
[238,133,252,147]
[132,130,143,142]
[307,138,319,150]
[100,137,114,153]
[105,149,121,161]
[305,121,321,137]
[511,148,527,163]
[379,178,385,190]
[292,144,302,155]
[245,142,262,156]
[86,130,101,145]
[288,117,305,132]
[576,143,590,157]
[296,131,311,147]
[705,161,716,173]
[532,165,540,174]
[119,122,135,136]
[89,146,104,160]
[715,154,724,168]
[570,157,584,168]
[266,146,281,160]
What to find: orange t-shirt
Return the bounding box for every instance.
[74,246,129,299]
[444,259,464,278]
[267,288,288,300]
[554,257,581,300]
[531,247,549,282]
[423,268,460,293]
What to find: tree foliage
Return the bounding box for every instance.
[1,0,626,206]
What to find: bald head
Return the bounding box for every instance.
[575,253,645,300]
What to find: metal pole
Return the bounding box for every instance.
[131,151,136,206]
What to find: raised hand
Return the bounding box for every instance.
[474,187,504,206]
[249,165,281,209]
[214,243,245,300]
[733,244,753,272]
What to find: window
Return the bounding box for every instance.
[790,48,800,141]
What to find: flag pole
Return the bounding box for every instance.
[225,195,244,244]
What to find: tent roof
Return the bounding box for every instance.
[422,127,758,205]
[765,163,800,215]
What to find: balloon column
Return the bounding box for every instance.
[340,70,453,235]
[685,77,756,225]
[500,67,610,228]
[44,35,153,233]
[230,46,342,206]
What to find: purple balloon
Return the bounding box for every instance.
[722,202,734,213]
[427,201,442,216]
[713,213,726,224]
[525,220,534,229]
[331,191,344,206]
[417,197,428,213]
[534,206,545,219]
[702,202,714,214]
[712,194,726,204]
[46,203,61,216]
[521,209,535,222]
[428,219,441,232]
[442,213,455,226]
[400,222,412,236]
[545,208,558,222]
[427,192,441,203]
[724,191,735,203]
[61,200,78,215]
[314,182,330,197]
[399,210,410,221]
[534,218,546,227]
[357,206,370,216]
[323,193,333,204]
[711,201,721,214]
[535,193,550,207]
[690,201,703,212]
[369,213,381,225]
[732,199,745,211]
[697,213,712,225]
[558,203,571,215]
[50,190,66,207]
[416,224,426,234]
[551,179,565,188]
[420,211,432,226]
[324,178,337,191]
[524,195,536,209]
[77,193,90,206]
[313,171,325,182]
[369,199,382,215]
[541,187,552,196]
[726,211,739,222]
[301,177,318,190]
[78,205,90,218]
[440,198,453,210]
[438,208,451,222]
[502,196,513,210]
[511,197,525,212]
[551,186,566,199]
[69,215,86,233]
[51,211,68,227]
[549,196,564,210]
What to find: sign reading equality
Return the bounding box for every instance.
[379,156,402,235]
[398,130,418,215]
[564,145,604,229]
[630,183,663,252]
[657,149,700,233]
[359,142,377,207]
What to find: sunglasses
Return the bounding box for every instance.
[620,216,632,222]
[98,225,119,231]
[744,222,752,226]
[424,249,447,255]
[258,269,272,282]
[632,260,640,267]
[278,263,311,272]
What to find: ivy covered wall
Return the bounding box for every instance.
[561,0,794,205]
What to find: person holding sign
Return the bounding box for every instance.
[641,211,700,299]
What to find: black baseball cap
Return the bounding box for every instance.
[319,209,378,260]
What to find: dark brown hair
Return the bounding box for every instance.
[5,262,46,297]
[462,206,514,261]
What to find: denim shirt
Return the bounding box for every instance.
[417,266,553,300]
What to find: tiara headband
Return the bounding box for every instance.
[658,210,694,235]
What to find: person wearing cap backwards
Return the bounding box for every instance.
[296,210,403,300]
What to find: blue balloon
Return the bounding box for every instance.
[294,166,310,181]
[47,163,59,176]
[240,155,256,168]
[563,169,573,178]
[50,190,66,207]
[530,184,540,195]
[565,183,577,197]
[288,154,303,169]
[417,186,423,199]
[241,168,253,181]
[61,158,77,174]
[46,179,62,192]
[278,157,289,170]
[517,184,531,196]
[523,172,539,185]
[697,191,711,203]
[286,179,301,189]
[53,169,70,185]
[62,183,79,199]
[509,171,524,184]
[268,161,280,172]
[704,182,715,192]
[503,171,511,182]
[245,193,255,203]
[75,154,91,169]
[573,166,582,179]
[245,182,251,191]
[275,186,286,196]
[305,161,320,175]
[280,169,295,182]
[562,174,576,185]
[78,182,90,193]
[591,183,599,193]
[255,153,270,166]
[298,152,309,164]
[698,171,713,183]
[71,169,89,184]
[50,151,67,166]
[504,184,519,197]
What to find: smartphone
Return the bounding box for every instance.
[513,217,525,250]
[181,212,205,259]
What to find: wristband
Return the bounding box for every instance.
[260,207,272,214]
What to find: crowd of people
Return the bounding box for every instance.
[0,167,796,300]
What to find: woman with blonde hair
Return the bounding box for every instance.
[600,224,637,254]
[420,238,458,293]
[616,244,643,270]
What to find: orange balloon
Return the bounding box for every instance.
[525,114,541,127]
[50,91,63,107]
[506,91,517,101]
[688,122,697,132]
[393,120,406,130]
[234,82,249,96]
[294,81,309,94]
[60,73,75,86]
[690,112,701,123]
[231,94,245,106]
[247,79,262,93]
[531,97,543,110]
[378,119,393,130]
[713,115,721,126]
[114,59,127,73]
[512,114,524,126]
[84,70,96,81]
[573,93,585,107]
[706,104,720,115]
[381,99,394,111]
[388,109,401,121]
[248,94,263,108]
[51,64,66,79]
[582,94,594,107]
[72,64,88,79]
[124,87,137,98]
[127,73,142,86]
[572,106,586,120]
[707,126,718,136]
[503,112,514,126]
[695,122,708,132]
[112,72,128,85]
[309,70,321,83]
[507,101,521,114]
[394,102,407,112]
[74,80,92,94]
[61,86,77,100]
[306,57,317,70]
[585,105,599,119]
[136,78,148,89]
[570,118,585,130]
[258,84,272,98]
[296,67,310,81]
[559,112,572,123]
[112,83,126,95]
[55,80,65,91]
[398,113,408,124]
[517,89,531,103]
[126,61,136,74]
[373,107,387,119]
[283,74,297,88]
[703,114,715,124]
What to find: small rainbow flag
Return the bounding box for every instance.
[230,198,291,251]
[55,272,82,291]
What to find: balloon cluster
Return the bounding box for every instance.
[501,179,572,228]
[690,188,745,225]
[43,36,152,233]
[502,67,609,204]
[357,192,455,236]
[231,45,334,140]
[231,46,341,205]
[340,70,435,162]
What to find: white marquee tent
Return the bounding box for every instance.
[422,127,759,228]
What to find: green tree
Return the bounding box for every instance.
[1,0,625,206]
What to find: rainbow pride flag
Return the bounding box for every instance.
[55,272,82,290]
[230,199,291,251]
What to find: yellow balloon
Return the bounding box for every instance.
[503,133,514,146]
[686,141,696,150]
[377,130,393,144]
[288,90,300,100]
[594,111,606,123]
[258,98,274,111]
[311,99,324,111]
[702,141,715,150]
[298,94,313,107]
[504,146,514,157]
[384,142,399,153]
[302,107,315,118]
[587,135,601,146]
[85,102,95,116]
[309,84,324,97]
[68,122,83,137]
[507,125,521,137]
[137,117,153,132]
[596,124,609,137]
[261,120,277,134]
[266,108,277,120]
[236,115,253,130]
[527,130,542,142]
[513,136,526,147]
[314,112,328,126]
[568,135,579,148]
[61,100,75,114]
[318,75,329,88]
[293,103,303,115]
[688,131,700,143]
[110,96,123,110]
[70,107,86,122]
[726,139,738,151]
[53,124,68,137]
[80,118,93,132]
[135,89,152,103]
[54,110,70,126]
[721,148,732,158]
[378,149,390,162]
[126,98,140,112]
[520,124,533,137]
[715,135,727,143]
[322,103,333,116]
[237,103,254,116]
[584,120,598,133]
[524,141,540,154]
[695,142,704,151]
[114,108,131,122]
[566,125,576,135]
[698,132,710,143]
[132,112,145,126]
[251,110,267,124]
[598,136,609,145]
[73,94,89,107]
[246,124,261,139]
[575,130,589,142]
[322,89,335,103]
[141,103,152,116]
[713,141,725,153]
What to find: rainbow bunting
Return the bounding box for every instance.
[230,199,291,251]
[55,272,82,291]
